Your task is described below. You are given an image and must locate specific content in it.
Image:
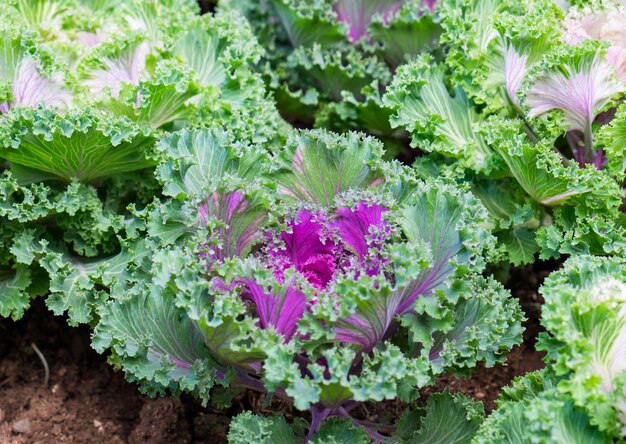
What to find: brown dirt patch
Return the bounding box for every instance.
[0,301,230,444]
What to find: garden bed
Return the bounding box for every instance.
[2,0,624,441]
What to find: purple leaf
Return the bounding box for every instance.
[332,269,449,351]
[76,30,108,48]
[561,10,626,84]
[268,210,340,289]
[331,190,471,351]
[504,46,528,106]
[333,0,404,42]
[334,288,403,349]
[0,58,70,113]
[607,46,626,84]
[242,278,307,340]
[562,13,607,45]
[85,41,149,98]
[199,191,266,261]
[526,51,624,132]
[333,202,389,275]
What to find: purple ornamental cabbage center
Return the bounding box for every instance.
[267,210,340,290]
[267,203,388,290]
[298,253,337,289]
[232,202,389,342]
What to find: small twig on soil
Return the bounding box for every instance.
[31,342,49,387]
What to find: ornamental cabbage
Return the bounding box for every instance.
[219,0,442,147]
[0,0,285,321]
[0,0,283,184]
[562,0,626,83]
[384,0,626,264]
[3,0,621,441]
[540,255,626,438]
[91,128,523,440]
[473,370,606,443]
[475,255,626,442]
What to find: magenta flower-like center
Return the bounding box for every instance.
[206,203,389,341]
[298,253,338,289]
[266,205,388,290]
[267,210,342,289]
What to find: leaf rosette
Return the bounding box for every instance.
[476,255,626,442]
[0,0,285,325]
[92,128,523,439]
[0,4,284,184]
[385,0,626,264]
[538,255,626,438]
[220,0,443,144]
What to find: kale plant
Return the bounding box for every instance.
[0,0,284,321]
[91,129,523,440]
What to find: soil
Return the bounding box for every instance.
[0,260,559,444]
